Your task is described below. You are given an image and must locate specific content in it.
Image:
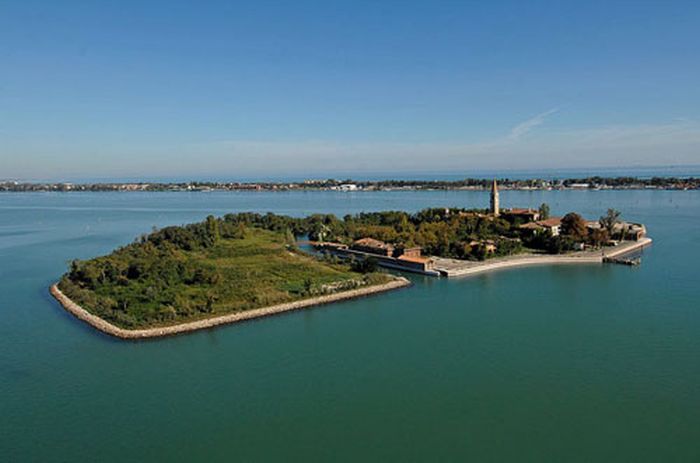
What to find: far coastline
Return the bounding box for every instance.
[3,173,699,193]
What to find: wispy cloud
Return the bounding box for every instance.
[162,118,698,176]
[507,108,559,140]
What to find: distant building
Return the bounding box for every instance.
[587,221,647,241]
[503,208,541,223]
[351,238,428,259]
[351,238,395,256]
[393,245,423,259]
[519,217,562,236]
[458,211,488,219]
[536,217,562,236]
[490,180,500,216]
[339,183,358,191]
[331,238,436,275]
[624,223,647,241]
[397,255,435,272]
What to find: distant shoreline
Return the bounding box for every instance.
[50,276,411,340]
[4,176,699,193]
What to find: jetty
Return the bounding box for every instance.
[603,256,641,266]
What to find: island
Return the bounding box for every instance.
[307,181,652,276]
[52,183,651,338]
[52,216,410,339]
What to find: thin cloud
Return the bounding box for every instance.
[507,108,559,140]
[188,118,700,173]
[5,117,700,179]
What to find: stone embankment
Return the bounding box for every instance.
[433,237,652,277]
[50,276,411,340]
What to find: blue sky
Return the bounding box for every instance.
[1,0,699,180]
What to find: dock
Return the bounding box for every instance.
[603,256,641,266]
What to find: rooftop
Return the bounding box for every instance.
[397,255,432,264]
[353,237,393,249]
[537,217,562,227]
[505,208,539,215]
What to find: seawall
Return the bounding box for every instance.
[50,276,411,340]
[434,237,652,277]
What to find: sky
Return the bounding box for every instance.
[1,0,700,181]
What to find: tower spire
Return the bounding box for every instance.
[490,179,500,217]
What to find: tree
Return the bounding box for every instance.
[588,228,609,247]
[599,209,621,237]
[538,203,550,220]
[351,257,378,273]
[471,244,487,261]
[206,215,220,243]
[310,223,330,242]
[546,235,575,254]
[561,212,588,241]
[303,278,314,295]
[284,228,296,246]
[233,223,247,239]
[204,292,217,313]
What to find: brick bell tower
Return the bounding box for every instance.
[490,179,500,217]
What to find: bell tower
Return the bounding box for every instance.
[490,179,500,217]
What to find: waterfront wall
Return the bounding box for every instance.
[437,238,652,277]
[50,276,411,340]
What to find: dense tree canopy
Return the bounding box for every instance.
[59,221,389,329]
[561,213,588,241]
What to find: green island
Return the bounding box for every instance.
[54,185,650,337]
[56,214,400,332]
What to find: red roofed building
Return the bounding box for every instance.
[351,238,395,256]
[503,208,541,222]
[519,217,562,236]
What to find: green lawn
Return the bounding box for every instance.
[58,228,391,329]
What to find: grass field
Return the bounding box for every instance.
[58,228,391,329]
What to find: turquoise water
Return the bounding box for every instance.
[1,190,699,461]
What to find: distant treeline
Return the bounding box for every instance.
[2,176,698,191]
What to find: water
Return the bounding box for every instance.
[1,190,699,462]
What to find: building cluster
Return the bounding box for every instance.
[312,179,647,277]
[2,176,698,193]
[315,237,437,275]
[490,180,647,243]
[585,220,647,241]
[348,238,436,273]
[519,217,562,236]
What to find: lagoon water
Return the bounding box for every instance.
[1,189,699,461]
